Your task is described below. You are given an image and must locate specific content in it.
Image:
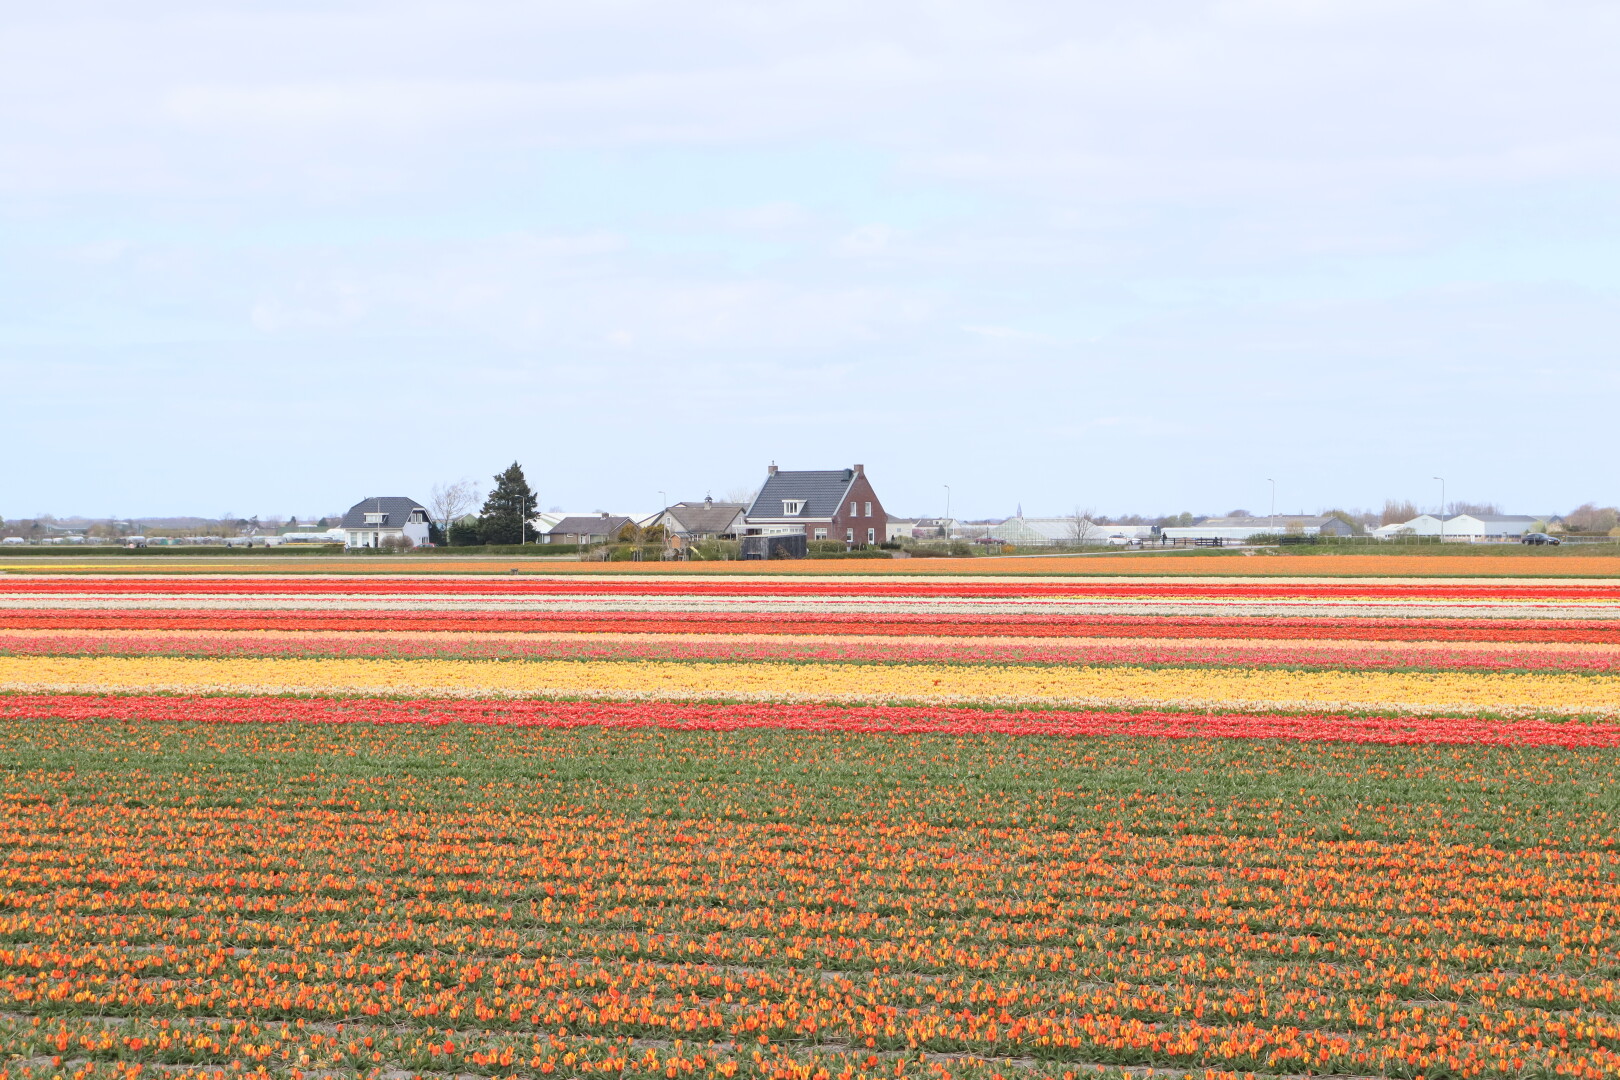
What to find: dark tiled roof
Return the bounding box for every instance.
[746,470,857,520]
[665,502,746,535]
[340,497,427,529]
[549,515,634,537]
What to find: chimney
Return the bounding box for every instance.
[852,464,864,477]
[767,462,778,476]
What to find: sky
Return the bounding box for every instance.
[3,0,1618,522]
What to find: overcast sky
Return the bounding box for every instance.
[4,1,1618,521]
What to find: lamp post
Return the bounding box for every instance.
[1433,477,1445,542]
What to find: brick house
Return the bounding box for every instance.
[743,464,887,547]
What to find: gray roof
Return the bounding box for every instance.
[664,501,746,535]
[1451,514,1539,523]
[1200,515,1336,527]
[549,514,634,537]
[340,497,427,529]
[747,469,859,520]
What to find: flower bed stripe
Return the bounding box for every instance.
[8,577,1620,599]
[5,692,1616,747]
[5,654,1619,715]
[3,628,1618,673]
[6,609,1620,641]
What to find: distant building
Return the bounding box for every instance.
[544,513,637,545]
[744,464,887,546]
[649,498,747,543]
[281,529,346,545]
[341,497,431,549]
[910,517,955,540]
[1161,515,1353,542]
[885,517,920,543]
[1390,513,1540,539]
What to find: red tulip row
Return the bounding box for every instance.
[5,629,1616,673]
[4,693,1615,747]
[9,577,1620,600]
[6,609,1620,641]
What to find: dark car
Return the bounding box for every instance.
[1521,532,1561,545]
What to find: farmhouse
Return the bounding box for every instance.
[649,498,746,542]
[342,497,431,549]
[543,513,637,545]
[744,464,886,546]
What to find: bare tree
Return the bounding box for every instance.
[1068,506,1102,547]
[429,479,481,541]
[1380,500,1418,526]
[1566,503,1620,535]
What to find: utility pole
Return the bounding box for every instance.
[943,485,951,538]
[1268,478,1276,535]
[1433,477,1445,543]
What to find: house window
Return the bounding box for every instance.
[364,512,385,524]
[867,528,876,544]
[864,502,872,517]
[813,528,827,540]
[849,501,858,517]
[782,500,803,515]
[845,528,854,542]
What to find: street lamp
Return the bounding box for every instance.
[1433,477,1445,542]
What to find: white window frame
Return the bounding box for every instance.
[813,528,827,540]
[845,528,854,542]
[864,501,872,517]
[849,501,858,517]
[781,500,803,515]
[867,528,876,544]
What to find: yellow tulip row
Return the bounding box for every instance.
[2,655,1616,717]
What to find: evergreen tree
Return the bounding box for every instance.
[477,462,538,545]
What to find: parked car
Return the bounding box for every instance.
[1106,534,1143,547]
[1521,532,1561,546]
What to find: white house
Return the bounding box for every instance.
[341,497,431,549]
[885,517,920,543]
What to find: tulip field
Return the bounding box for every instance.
[0,572,1617,1080]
